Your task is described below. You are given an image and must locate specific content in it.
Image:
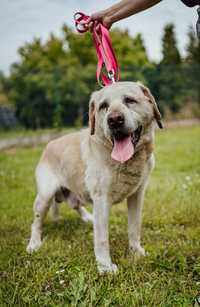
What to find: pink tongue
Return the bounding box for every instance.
[111,136,134,163]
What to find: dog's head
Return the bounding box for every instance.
[89,81,163,163]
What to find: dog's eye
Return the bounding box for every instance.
[99,101,109,111]
[124,96,138,106]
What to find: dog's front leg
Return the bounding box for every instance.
[93,196,117,274]
[127,184,146,258]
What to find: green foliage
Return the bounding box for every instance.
[111,30,152,82]
[3,26,151,128]
[186,26,200,64]
[161,24,181,65]
[0,126,200,305]
[158,24,183,113]
[185,27,200,104]
[1,23,200,128]
[0,72,10,107]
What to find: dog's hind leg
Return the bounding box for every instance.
[26,194,51,253]
[68,193,93,223]
[26,163,59,253]
[77,206,93,223]
[50,198,60,222]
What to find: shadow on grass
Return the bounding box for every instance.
[44,214,93,243]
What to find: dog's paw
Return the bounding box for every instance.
[97,263,118,274]
[26,239,42,254]
[130,245,146,258]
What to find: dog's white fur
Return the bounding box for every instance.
[27,81,162,273]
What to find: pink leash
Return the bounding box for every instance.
[74,12,120,87]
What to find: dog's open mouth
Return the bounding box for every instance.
[111,126,142,163]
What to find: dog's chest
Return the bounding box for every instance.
[109,153,146,203]
[85,146,149,204]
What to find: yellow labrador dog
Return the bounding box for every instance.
[27,81,162,273]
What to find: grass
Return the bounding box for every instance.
[0,126,200,306]
[0,127,73,141]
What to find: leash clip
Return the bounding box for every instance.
[108,70,115,83]
[74,12,120,87]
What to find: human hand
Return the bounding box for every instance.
[81,10,113,31]
[91,10,113,29]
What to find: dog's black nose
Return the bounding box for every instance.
[108,112,125,129]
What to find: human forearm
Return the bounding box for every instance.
[90,0,162,29]
[104,0,162,23]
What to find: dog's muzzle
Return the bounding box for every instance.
[107,111,125,130]
[107,111,142,163]
[107,111,142,144]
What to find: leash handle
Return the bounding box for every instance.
[74,12,120,87]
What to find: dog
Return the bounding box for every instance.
[26,81,162,273]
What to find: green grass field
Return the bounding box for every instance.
[0,127,72,141]
[0,126,200,306]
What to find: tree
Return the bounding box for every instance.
[6,26,152,128]
[186,26,200,63]
[185,26,200,104]
[110,30,151,82]
[159,23,183,113]
[161,24,181,65]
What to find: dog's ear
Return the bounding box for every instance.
[89,98,96,135]
[137,82,163,129]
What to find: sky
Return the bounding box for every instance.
[0,0,198,74]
